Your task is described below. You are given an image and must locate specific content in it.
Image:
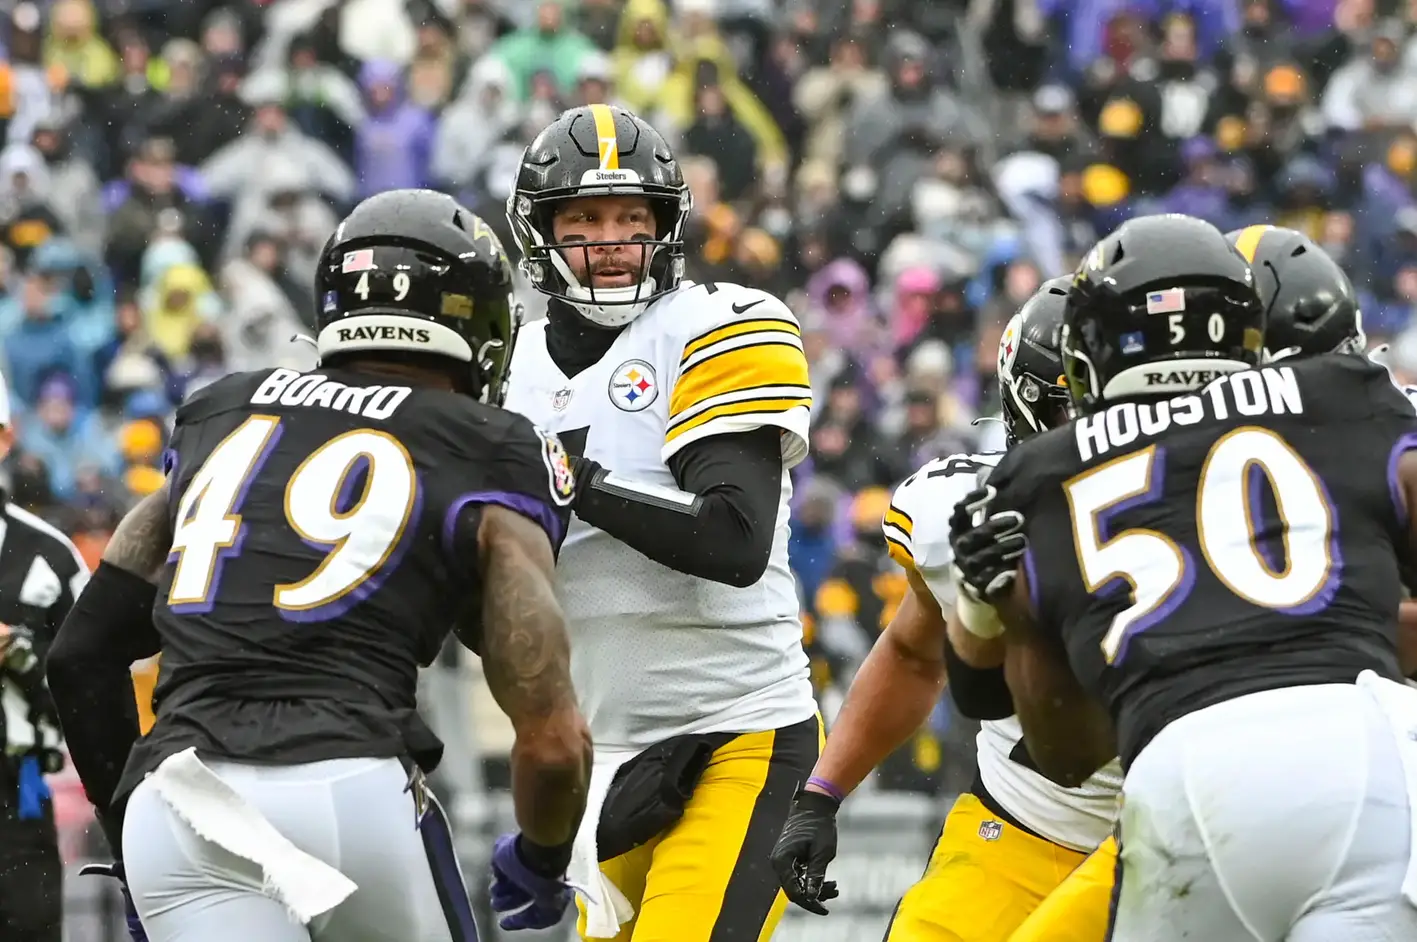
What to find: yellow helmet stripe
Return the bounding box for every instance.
[590,104,619,170]
[1232,224,1273,264]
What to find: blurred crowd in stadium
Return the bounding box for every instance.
[8,0,1417,801]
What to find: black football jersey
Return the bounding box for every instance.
[117,367,574,797]
[988,354,1417,767]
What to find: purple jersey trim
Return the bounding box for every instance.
[442,490,564,558]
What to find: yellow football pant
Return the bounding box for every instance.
[1009,835,1117,942]
[576,716,820,942]
[883,793,1087,942]
[132,654,160,734]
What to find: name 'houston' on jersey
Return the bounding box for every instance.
[886,452,1122,852]
[988,354,1417,766]
[504,280,818,750]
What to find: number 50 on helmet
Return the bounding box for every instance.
[1063,214,1266,414]
[314,189,521,405]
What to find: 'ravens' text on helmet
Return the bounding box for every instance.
[314,188,520,404]
[1064,214,1265,413]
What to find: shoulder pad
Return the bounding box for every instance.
[666,280,798,339]
[884,452,1002,604]
[661,281,810,466]
[173,371,268,427]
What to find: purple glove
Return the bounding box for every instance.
[80,862,148,942]
[489,833,572,931]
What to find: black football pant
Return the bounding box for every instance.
[0,798,61,942]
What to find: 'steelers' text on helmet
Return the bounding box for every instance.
[1064,213,1265,413]
[999,277,1071,444]
[1226,224,1365,359]
[507,104,692,328]
[314,189,522,405]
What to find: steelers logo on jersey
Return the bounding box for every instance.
[609,359,659,412]
[534,426,577,506]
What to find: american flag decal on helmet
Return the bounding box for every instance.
[1146,288,1186,314]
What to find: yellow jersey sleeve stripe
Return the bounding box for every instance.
[590,103,618,169]
[1232,224,1271,263]
[884,506,914,540]
[666,381,812,432]
[670,340,810,420]
[885,536,914,570]
[681,317,801,362]
[664,395,811,444]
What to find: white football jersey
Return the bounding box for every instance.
[503,281,816,750]
[886,453,1123,853]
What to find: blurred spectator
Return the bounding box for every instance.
[15,373,119,502]
[492,0,598,101]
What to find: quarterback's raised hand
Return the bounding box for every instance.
[949,486,1027,602]
[770,789,842,915]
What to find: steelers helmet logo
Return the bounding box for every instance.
[609,359,658,412]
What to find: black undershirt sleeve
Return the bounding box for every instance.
[943,640,1016,721]
[570,426,783,588]
[45,562,161,846]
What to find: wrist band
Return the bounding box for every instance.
[806,776,846,802]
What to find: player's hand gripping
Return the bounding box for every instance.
[949,486,1027,602]
[80,862,148,942]
[489,833,573,931]
[770,789,842,915]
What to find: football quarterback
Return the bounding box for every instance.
[771,278,1120,942]
[502,104,818,942]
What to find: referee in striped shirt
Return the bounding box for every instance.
[0,374,90,942]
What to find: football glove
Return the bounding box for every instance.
[770,790,842,916]
[489,833,573,931]
[949,486,1027,602]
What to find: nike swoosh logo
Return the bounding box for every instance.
[731,299,765,314]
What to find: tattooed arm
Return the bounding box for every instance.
[46,485,170,849]
[477,505,592,852]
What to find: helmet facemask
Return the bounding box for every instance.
[508,183,692,328]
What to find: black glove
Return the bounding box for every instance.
[769,790,842,915]
[949,486,1027,601]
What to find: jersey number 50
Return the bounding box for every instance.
[1065,426,1338,664]
[167,415,418,620]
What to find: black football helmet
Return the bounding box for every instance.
[314,189,521,405]
[1064,214,1265,413]
[999,277,1070,444]
[1226,224,1365,358]
[507,104,692,328]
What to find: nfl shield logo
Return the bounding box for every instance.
[978,820,1003,842]
[553,388,573,411]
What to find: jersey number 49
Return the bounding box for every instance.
[167,415,418,621]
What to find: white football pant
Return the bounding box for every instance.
[122,756,479,942]
[1110,681,1417,942]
